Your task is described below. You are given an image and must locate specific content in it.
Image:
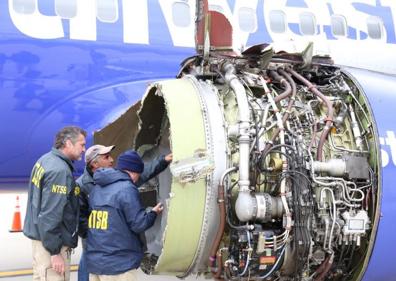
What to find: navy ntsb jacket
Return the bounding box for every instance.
[86,168,157,275]
[77,155,169,242]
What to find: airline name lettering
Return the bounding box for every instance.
[380,131,396,167]
[265,0,396,44]
[7,0,396,46]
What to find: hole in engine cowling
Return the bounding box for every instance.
[134,78,217,276]
[134,87,172,270]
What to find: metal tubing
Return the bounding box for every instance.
[223,63,250,193]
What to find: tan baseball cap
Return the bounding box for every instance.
[85,144,115,163]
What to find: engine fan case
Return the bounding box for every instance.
[136,76,227,276]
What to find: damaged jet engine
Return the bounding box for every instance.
[97,46,380,281]
[91,1,381,280]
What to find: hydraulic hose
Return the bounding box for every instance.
[209,167,237,279]
[263,68,295,153]
[287,68,334,161]
[314,254,334,281]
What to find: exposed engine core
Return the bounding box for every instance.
[102,48,380,281]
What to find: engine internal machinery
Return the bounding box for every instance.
[134,50,380,281]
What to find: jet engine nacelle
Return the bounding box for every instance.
[96,49,381,280]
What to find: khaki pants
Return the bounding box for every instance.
[89,269,138,281]
[32,240,71,281]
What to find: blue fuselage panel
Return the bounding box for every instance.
[345,68,396,281]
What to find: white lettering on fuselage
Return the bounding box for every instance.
[8,0,191,45]
[380,131,396,167]
[123,0,149,44]
[69,0,96,41]
[8,0,64,39]
[8,0,396,47]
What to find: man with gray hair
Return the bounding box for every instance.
[24,126,86,281]
[76,144,115,281]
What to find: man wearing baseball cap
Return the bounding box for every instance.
[85,150,172,281]
[76,144,115,281]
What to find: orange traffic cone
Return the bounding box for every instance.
[9,196,22,232]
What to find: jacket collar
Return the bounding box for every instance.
[81,167,94,185]
[94,168,131,187]
[51,147,75,171]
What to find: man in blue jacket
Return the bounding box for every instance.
[76,144,115,281]
[86,150,171,281]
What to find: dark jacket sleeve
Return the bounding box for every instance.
[76,177,89,239]
[120,187,157,234]
[38,169,69,255]
[136,155,169,187]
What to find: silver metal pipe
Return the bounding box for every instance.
[329,133,369,154]
[320,187,337,251]
[223,63,250,193]
[349,104,363,150]
[313,159,346,177]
